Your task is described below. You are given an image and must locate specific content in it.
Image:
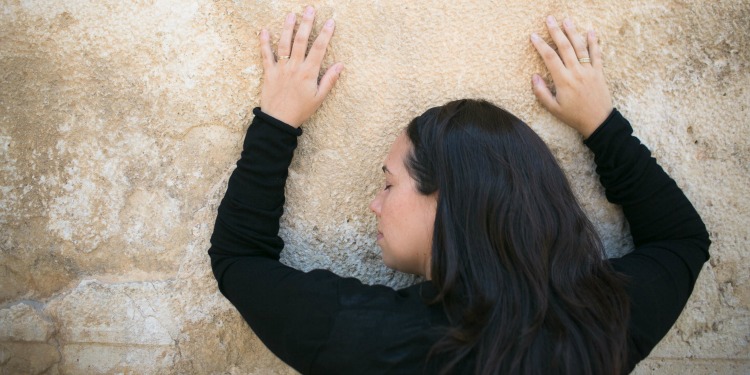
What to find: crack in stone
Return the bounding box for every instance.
[49,336,63,373]
[121,285,177,346]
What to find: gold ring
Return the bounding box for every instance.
[578,57,591,63]
[278,55,290,60]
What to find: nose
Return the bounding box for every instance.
[369,192,382,215]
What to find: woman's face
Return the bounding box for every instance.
[369,132,437,278]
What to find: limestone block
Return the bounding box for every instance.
[173,300,297,374]
[41,277,294,373]
[0,0,240,303]
[59,344,175,374]
[46,280,179,346]
[0,342,60,375]
[0,303,55,342]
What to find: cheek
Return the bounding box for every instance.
[387,192,434,238]
[378,195,410,257]
[380,191,435,272]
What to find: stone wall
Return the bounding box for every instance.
[1,0,748,373]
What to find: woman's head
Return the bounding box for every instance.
[372,99,594,280]
[404,99,604,284]
[374,99,629,374]
[369,132,436,276]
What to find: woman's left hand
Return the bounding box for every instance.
[259,6,344,128]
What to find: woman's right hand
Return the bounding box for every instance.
[530,16,613,139]
[259,6,343,128]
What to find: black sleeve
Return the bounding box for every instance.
[584,109,711,369]
[207,109,424,374]
[208,108,337,373]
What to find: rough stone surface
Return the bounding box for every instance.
[0,342,60,375]
[0,303,55,342]
[1,0,748,373]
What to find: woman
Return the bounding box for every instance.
[209,7,710,374]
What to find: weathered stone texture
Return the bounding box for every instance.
[1,0,748,373]
[0,342,60,375]
[0,303,54,342]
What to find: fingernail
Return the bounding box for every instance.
[286,13,295,23]
[546,16,556,26]
[531,33,540,42]
[532,74,541,85]
[260,29,268,38]
[337,64,344,73]
[589,30,596,38]
[325,19,334,28]
[305,6,314,15]
[563,18,572,28]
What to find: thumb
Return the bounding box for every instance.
[317,63,344,99]
[531,74,560,115]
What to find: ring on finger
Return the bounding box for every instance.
[278,55,291,60]
[578,57,591,63]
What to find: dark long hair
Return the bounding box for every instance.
[405,99,630,375]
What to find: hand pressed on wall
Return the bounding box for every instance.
[259,6,344,128]
[530,16,613,139]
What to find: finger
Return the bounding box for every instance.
[291,6,315,60]
[531,33,567,82]
[259,29,275,69]
[587,30,603,69]
[277,12,296,60]
[531,74,560,114]
[545,15,577,67]
[562,18,590,64]
[306,19,335,70]
[317,63,344,100]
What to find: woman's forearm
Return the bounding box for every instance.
[209,108,301,288]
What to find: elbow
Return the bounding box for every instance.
[682,208,711,262]
[699,229,711,262]
[693,216,712,261]
[207,246,229,292]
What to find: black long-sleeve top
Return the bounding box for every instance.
[209,108,710,374]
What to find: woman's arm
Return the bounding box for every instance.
[209,108,344,372]
[209,4,342,262]
[530,16,710,369]
[208,9,440,374]
[583,109,710,368]
[208,7,346,372]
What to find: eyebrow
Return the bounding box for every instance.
[382,165,392,174]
